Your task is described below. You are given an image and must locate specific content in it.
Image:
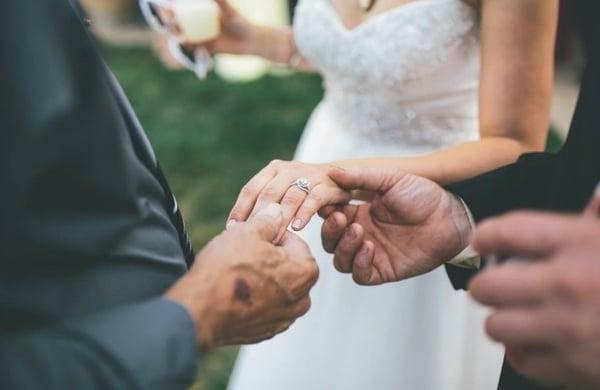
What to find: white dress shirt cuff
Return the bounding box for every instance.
[447,198,481,269]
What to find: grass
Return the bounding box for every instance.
[104,45,563,390]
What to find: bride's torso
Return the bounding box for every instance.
[293,0,481,157]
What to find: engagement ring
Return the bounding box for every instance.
[291,178,311,194]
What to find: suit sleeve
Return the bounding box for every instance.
[444,152,561,289]
[0,299,199,390]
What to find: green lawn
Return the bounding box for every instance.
[104,45,563,390]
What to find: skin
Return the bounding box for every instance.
[318,166,471,285]
[469,207,600,389]
[214,0,558,238]
[165,204,319,351]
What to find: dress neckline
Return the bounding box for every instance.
[323,0,457,34]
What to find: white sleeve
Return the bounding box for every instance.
[447,198,481,269]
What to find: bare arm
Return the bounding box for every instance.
[227,0,559,234]
[188,0,314,71]
[337,0,558,185]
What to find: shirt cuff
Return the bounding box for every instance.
[447,197,481,269]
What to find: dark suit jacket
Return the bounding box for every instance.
[446,1,600,389]
[0,1,199,388]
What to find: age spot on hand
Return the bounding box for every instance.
[234,278,252,302]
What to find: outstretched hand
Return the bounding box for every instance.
[320,167,473,285]
[228,160,353,242]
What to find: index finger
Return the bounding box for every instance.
[469,261,554,307]
[473,212,579,259]
[228,165,277,225]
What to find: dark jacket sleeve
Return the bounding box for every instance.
[0,2,199,388]
[444,152,560,289]
[0,299,199,390]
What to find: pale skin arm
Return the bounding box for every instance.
[228,0,558,237]
[336,0,558,184]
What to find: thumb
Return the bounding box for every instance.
[329,166,407,195]
[584,184,600,219]
[248,203,284,241]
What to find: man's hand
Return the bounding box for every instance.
[469,212,600,389]
[165,204,319,351]
[320,167,472,285]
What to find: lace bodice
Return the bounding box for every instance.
[293,0,481,148]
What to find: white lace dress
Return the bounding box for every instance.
[228,0,505,389]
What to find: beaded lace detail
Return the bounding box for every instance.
[293,0,481,147]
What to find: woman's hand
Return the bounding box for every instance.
[177,0,294,64]
[228,160,353,241]
[201,0,256,56]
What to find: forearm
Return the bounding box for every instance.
[247,25,313,71]
[334,136,538,186]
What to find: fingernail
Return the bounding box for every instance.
[595,183,600,196]
[361,244,371,255]
[329,217,338,229]
[226,220,237,230]
[292,218,303,230]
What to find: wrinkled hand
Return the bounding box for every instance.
[166,204,319,351]
[470,210,600,389]
[320,166,472,285]
[228,160,352,242]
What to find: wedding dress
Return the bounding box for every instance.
[228,0,505,389]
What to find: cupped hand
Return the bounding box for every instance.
[166,204,319,351]
[228,160,352,242]
[320,166,472,285]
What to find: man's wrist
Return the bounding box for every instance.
[164,278,218,352]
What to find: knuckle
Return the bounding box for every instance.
[260,187,281,200]
[240,184,259,198]
[307,192,324,204]
[268,159,283,169]
[305,260,320,283]
[282,191,304,206]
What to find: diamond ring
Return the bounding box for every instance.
[291,178,311,194]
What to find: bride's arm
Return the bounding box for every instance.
[227,0,558,236]
[338,0,559,185]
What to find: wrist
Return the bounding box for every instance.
[164,274,220,351]
[248,25,294,63]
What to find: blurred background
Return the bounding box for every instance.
[80,0,580,388]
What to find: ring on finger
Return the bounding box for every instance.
[290,177,311,195]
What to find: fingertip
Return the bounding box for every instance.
[292,218,304,231]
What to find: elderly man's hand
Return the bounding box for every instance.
[470,212,600,389]
[320,166,473,285]
[166,204,319,351]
